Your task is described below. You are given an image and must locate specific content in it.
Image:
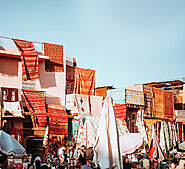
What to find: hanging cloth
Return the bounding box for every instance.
[13,39,39,80]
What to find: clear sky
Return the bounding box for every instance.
[1,0,185,88]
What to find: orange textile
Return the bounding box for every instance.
[163,90,174,119]
[47,105,68,136]
[74,67,95,95]
[114,104,127,120]
[153,88,164,118]
[13,39,39,80]
[44,43,64,72]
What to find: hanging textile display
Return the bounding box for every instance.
[22,89,47,127]
[2,87,23,118]
[113,104,127,120]
[66,65,76,94]
[149,134,166,162]
[153,88,164,118]
[86,116,100,147]
[77,118,87,146]
[89,95,103,117]
[136,110,148,143]
[145,121,154,146]
[143,85,153,116]
[116,119,129,137]
[164,122,170,151]
[160,122,166,153]
[13,39,39,80]
[47,105,68,136]
[163,90,174,119]
[66,94,103,117]
[74,67,95,95]
[66,66,95,95]
[93,96,122,169]
[44,43,64,72]
[72,120,79,142]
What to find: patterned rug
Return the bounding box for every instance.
[47,105,68,135]
[13,39,39,80]
[44,43,64,72]
[22,89,47,127]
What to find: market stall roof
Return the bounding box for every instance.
[144,80,184,89]
[0,46,49,61]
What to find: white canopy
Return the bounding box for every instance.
[0,130,25,156]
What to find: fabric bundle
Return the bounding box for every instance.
[44,43,64,72]
[13,39,39,80]
[47,105,68,135]
[22,89,47,127]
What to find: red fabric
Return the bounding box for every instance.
[163,90,174,119]
[179,123,182,142]
[114,104,127,119]
[74,67,95,95]
[22,89,47,127]
[48,105,68,135]
[13,39,39,80]
[44,43,64,72]
[66,65,75,94]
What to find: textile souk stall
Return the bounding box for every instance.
[144,119,178,154]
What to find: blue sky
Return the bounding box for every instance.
[1,0,185,88]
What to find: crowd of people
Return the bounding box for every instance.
[1,143,185,169]
[0,144,95,169]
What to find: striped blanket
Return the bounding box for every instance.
[47,105,68,135]
[13,39,39,80]
[22,89,47,127]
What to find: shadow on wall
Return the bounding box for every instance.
[46,96,61,105]
[39,61,57,88]
[0,57,18,76]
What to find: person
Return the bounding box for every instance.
[29,156,42,169]
[85,147,94,167]
[57,147,65,164]
[7,164,16,169]
[123,157,131,169]
[78,155,91,169]
[0,154,8,169]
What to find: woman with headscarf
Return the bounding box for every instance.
[29,156,42,169]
